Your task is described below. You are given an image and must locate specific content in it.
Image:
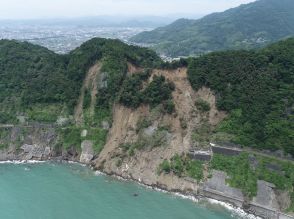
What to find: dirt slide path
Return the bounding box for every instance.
[74,62,101,125]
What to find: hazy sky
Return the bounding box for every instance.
[0,0,256,20]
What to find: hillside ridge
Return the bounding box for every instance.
[131,0,294,57]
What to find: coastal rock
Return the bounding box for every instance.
[44,147,51,156]
[80,140,94,164]
[21,144,46,159]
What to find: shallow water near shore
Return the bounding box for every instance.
[0,162,253,219]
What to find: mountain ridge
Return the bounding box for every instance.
[131,0,294,57]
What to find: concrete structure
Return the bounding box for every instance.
[188,149,212,161]
[210,143,242,156]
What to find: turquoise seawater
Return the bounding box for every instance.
[0,162,247,219]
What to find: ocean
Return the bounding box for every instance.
[0,162,255,219]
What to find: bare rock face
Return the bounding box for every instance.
[276,190,292,212]
[80,140,94,164]
[56,117,71,126]
[44,147,51,156]
[101,121,110,130]
[252,180,279,210]
[98,72,108,89]
[0,124,59,161]
[20,144,45,160]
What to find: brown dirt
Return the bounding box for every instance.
[95,67,226,191]
[74,62,101,125]
[127,62,143,75]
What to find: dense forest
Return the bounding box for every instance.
[0,38,161,123]
[131,0,294,57]
[0,37,293,157]
[188,38,294,156]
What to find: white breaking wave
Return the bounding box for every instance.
[67,161,87,167]
[0,160,262,219]
[0,160,45,164]
[105,173,260,219]
[94,170,106,176]
[207,198,261,219]
[163,191,260,219]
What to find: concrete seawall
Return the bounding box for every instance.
[200,187,293,219]
[200,170,294,219]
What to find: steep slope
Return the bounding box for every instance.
[0,38,161,123]
[0,38,162,158]
[96,67,225,188]
[0,38,293,216]
[131,0,294,57]
[0,37,292,157]
[74,62,101,125]
[187,38,294,156]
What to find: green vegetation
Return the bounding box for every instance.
[290,193,294,212]
[119,70,151,108]
[188,38,294,156]
[83,89,91,110]
[1,36,293,172]
[195,99,210,112]
[92,39,161,116]
[143,75,175,111]
[0,143,8,150]
[136,118,152,133]
[211,153,258,198]
[119,73,175,113]
[119,143,136,156]
[59,127,82,150]
[211,153,294,200]
[0,128,9,139]
[0,38,164,159]
[158,154,204,181]
[0,38,161,123]
[82,128,108,153]
[0,112,17,124]
[191,120,212,147]
[59,126,107,153]
[131,0,294,57]
[26,104,63,123]
[91,108,112,128]
[120,118,171,156]
[121,129,169,156]
[158,160,171,173]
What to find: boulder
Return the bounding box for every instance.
[80,140,94,164]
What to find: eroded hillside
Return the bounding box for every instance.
[96,67,226,188]
[0,38,293,218]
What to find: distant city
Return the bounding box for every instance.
[0,25,153,54]
[0,16,185,54]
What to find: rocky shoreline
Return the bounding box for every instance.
[94,168,261,219]
[94,165,293,219]
[0,123,293,219]
[0,157,260,219]
[0,152,293,219]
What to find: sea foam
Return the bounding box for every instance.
[0,160,45,164]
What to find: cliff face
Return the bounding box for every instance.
[0,124,80,162]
